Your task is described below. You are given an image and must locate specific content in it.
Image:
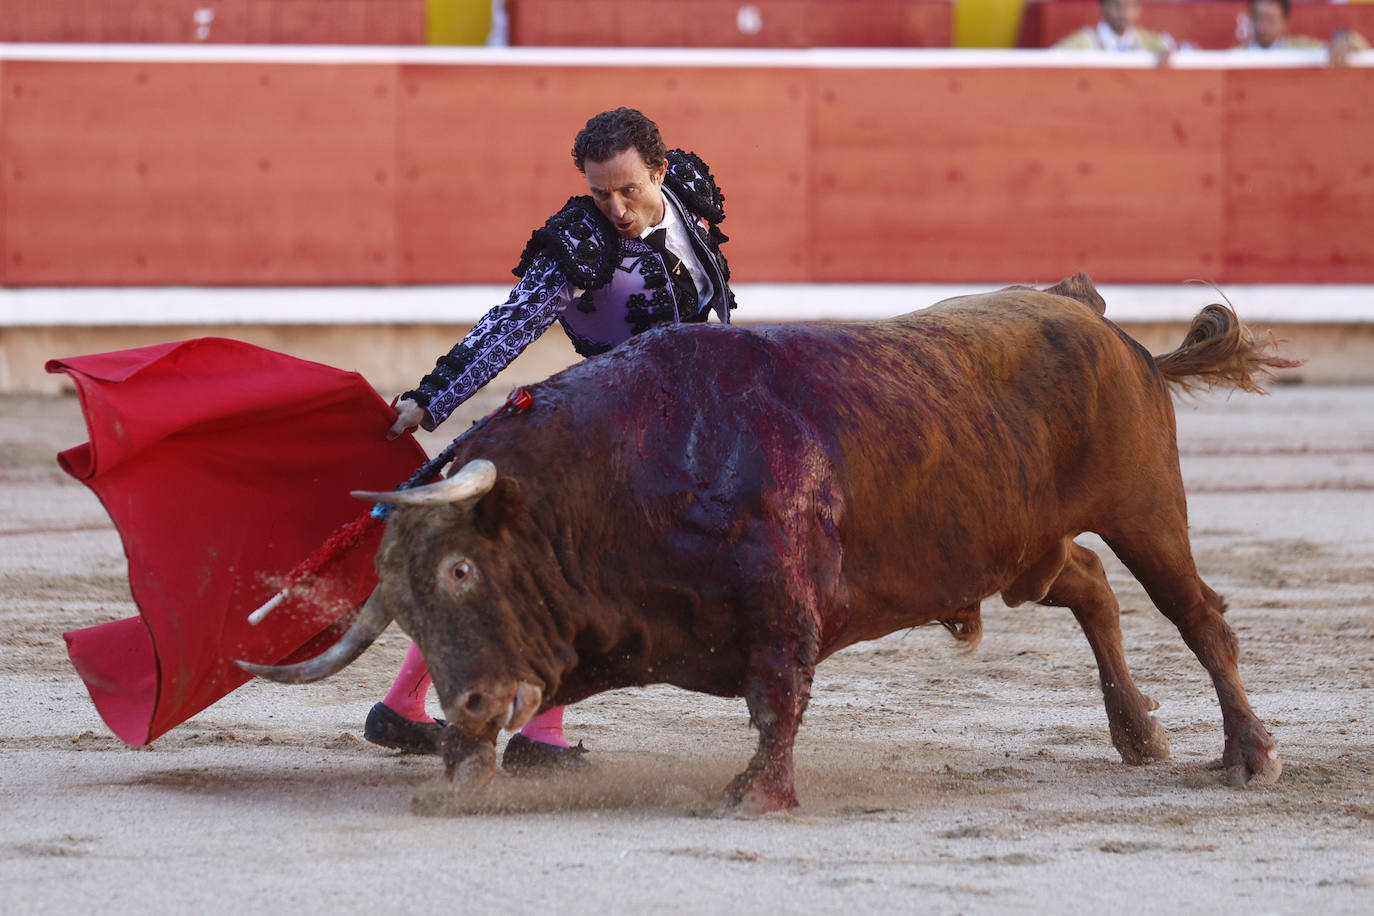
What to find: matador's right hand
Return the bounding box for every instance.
[387,398,428,440]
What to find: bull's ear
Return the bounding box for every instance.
[474,476,521,538]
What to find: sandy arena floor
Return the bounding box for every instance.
[2,378,1372,914]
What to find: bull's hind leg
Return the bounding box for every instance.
[1104,521,1281,787]
[1039,542,1171,764]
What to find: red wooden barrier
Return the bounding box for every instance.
[3,61,398,285]
[394,63,810,283]
[1030,1,1374,50]
[2,56,1371,286]
[0,58,6,287]
[1225,68,1374,281]
[0,0,425,45]
[4,1,1371,50]
[266,0,426,45]
[810,67,1226,282]
[507,0,954,48]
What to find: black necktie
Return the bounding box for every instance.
[644,228,700,318]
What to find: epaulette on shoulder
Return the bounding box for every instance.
[665,149,726,225]
[513,196,621,289]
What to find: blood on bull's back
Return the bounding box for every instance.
[490,287,1172,653]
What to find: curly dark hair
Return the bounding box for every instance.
[571,108,667,174]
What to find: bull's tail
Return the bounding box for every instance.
[1153,303,1303,395]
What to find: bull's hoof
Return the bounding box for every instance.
[1224,740,1282,788]
[719,787,798,817]
[449,744,499,790]
[720,771,798,816]
[1115,716,1171,765]
[410,737,500,817]
[440,725,499,789]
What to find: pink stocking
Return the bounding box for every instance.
[519,705,569,747]
[381,643,434,722]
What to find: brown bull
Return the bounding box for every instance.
[241,275,1296,813]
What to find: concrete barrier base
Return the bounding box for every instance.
[5,282,1369,392]
[4,318,1365,398]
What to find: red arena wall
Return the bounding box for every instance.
[507,0,955,48]
[2,54,1371,287]
[0,0,427,45]
[6,1,1374,50]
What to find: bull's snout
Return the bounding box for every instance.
[444,681,543,735]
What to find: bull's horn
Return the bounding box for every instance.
[235,588,393,684]
[352,459,497,507]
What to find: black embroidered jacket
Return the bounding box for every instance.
[404,149,737,430]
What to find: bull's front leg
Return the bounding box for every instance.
[410,724,499,817]
[722,646,815,814]
[440,724,499,791]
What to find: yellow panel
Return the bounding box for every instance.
[427,0,493,45]
[954,0,1025,48]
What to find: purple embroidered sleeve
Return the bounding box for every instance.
[407,254,571,430]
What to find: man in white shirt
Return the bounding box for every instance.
[1053,0,1179,54]
[1234,0,1368,67]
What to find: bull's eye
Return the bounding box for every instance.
[437,554,477,595]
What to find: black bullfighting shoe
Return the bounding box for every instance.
[363,702,447,754]
[501,734,591,775]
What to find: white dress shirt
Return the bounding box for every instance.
[641,190,715,310]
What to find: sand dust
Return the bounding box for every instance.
[2,384,1372,914]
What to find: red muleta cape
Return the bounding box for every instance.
[48,337,426,746]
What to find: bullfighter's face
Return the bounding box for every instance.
[583,147,668,239]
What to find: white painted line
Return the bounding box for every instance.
[2,283,1370,326]
[0,43,1363,69]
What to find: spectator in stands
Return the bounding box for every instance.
[1235,0,1369,66]
[361,108,737,772]
[1053,0,1178,54]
